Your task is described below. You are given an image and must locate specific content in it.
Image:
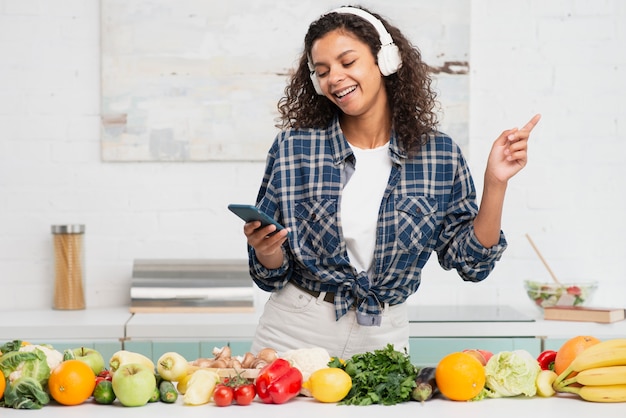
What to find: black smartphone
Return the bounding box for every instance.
[228,204,288,236]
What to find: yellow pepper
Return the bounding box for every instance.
[183,369,220,405]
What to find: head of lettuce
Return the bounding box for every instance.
[479,350,540,399]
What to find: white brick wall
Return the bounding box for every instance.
[1,0,624,312]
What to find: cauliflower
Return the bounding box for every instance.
[20,344,63,371]
[281,347,331,396]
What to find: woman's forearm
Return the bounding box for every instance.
[473,177,507,248]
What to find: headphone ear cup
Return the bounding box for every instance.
[377,44,401,76]
[310,72,324,95]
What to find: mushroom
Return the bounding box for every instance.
[250,358,268,369]
[190,358,214,368]
[212,345,231,361]
[256,347,278,363]
[211,358,228,369]
[241,352,256,369]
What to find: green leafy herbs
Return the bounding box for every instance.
[332,344,418,406]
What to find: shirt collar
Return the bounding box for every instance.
[327,115,406,166]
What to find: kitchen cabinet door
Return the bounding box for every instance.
[409,337,541,366]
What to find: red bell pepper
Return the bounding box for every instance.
[537,350,557,371]
[254,358,302,404]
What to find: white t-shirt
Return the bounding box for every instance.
[341,142,392,274]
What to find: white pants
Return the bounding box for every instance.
[251,282,409,359]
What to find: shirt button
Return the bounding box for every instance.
[311,213,317,220]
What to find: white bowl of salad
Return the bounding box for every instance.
[524,280,598,311]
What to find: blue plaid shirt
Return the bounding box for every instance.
[249,116,507,324]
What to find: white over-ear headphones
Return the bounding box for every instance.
[308,7,402,95]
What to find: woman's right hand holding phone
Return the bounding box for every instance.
[244,222,290,270]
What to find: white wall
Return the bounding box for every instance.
[1,0,624,312]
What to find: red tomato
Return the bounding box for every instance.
[213,384,234,407]
[97,370,113,381]
[234,383,256,406]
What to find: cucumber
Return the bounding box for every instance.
[149,385,160,403]
[159,380,178,403]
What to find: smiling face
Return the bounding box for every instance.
[310,29,388,119]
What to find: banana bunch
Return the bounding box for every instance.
[553,338,626,402]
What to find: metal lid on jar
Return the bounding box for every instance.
[51,224,85,234]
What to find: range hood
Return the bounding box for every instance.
[130,259,253,313]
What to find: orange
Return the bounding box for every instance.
[435,351,486,401]
[554,335,601,376]
[0,369,5,400]
[48,359,96,406]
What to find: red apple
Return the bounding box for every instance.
[462,349,493,366]
[476,349,493,363]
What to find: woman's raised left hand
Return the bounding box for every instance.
[486,113,541,184]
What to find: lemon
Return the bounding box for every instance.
[302,367,352,403]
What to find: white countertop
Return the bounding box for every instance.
[0,393,624,418]
[0,307,131,341]
[125,311,260,340]
[2,305,625,343]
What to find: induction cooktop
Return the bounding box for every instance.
[407,305,535,322]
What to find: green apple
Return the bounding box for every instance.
[112,363,157,407]
[70,347,106,375]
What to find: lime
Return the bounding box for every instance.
[93,380,116,405]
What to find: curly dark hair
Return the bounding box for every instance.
[276,5,440,155]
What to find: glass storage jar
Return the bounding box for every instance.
[51,224,85,310]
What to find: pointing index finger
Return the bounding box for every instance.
[522,113,542,132]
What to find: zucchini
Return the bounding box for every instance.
[159,380,178,403]
[411,366,438,402]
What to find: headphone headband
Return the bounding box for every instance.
[331,7,394,47]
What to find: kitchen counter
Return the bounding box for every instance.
[0,307,131,341]
[124,304,626,340]
[1,394,625,418]
[2,306,625,417]
[2,305,625,343]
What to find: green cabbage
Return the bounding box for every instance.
[0,348,51,386]
[0,340,54,409]
[483,350,540,398]
[1,376,50,409]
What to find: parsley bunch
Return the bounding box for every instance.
[331,344,418,405]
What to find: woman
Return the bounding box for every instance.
[242,6,540,358]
